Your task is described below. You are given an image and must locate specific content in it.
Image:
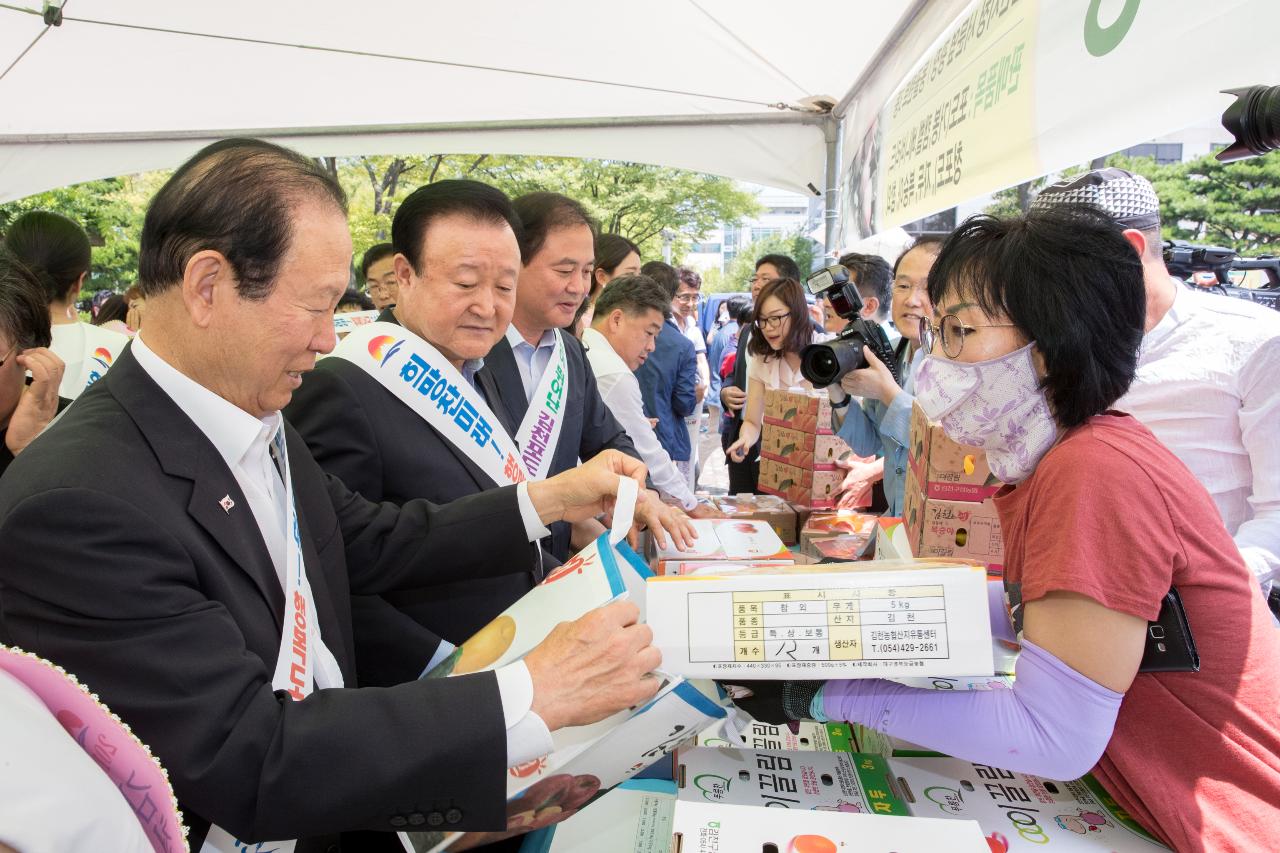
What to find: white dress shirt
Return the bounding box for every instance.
[131,335,553,766]
[506,325,558,404]
[1116,284,1280,589]
[582,327,697,510]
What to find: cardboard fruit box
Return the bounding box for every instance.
[676,746,910,816]
[709,493,798,544]
[889,757,1171,851]
[873,516,914,561]
[758,457,844,509]
[763,387,837,435]
[761,423,853,470]
[670,799,988,852]
[908,401,1001,503]
[903,467,1005,573]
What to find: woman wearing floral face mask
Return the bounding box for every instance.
[734,207,1280,851]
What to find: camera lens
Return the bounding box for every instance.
[800,337,869,387]
[1218,84,1280,163]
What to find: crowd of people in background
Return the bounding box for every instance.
[0,145,1277,851]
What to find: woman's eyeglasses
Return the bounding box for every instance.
[756,313,790,331]
[919,315,1018,358]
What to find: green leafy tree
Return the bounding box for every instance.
[1110,150,1280,254]
[0,172,167,292]
[710,231,819,294]
[339,154,760,267]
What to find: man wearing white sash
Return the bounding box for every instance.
[4,210,129,400]
[483,192,695,560]
[289,181,564,675]
[0,139,664,853]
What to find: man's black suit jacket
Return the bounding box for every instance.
[481,331,640,560]
[0,345,538,850]
[285,313,552,659]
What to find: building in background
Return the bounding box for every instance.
[683,184,822,275]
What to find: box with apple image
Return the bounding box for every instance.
[670,800,989,852]
[888,757,1170,851]
[677,746,910,816]
[404,532,731,852]
[516,778,676,853]
[646,559,993,680]
[648,518,791,574]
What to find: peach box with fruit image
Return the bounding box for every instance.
[763,387,837,435]
[760,424,853,470]
[758,457,844,509]
[908,401,1001,503]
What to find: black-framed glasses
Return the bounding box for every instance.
[920,315,1019,359]
[756,313,790,331]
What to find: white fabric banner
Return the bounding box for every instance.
[841,0,1280,242]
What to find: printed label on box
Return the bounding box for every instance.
[647,561,993,680]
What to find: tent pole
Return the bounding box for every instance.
[822,115,844,257]
[0,111,823,146]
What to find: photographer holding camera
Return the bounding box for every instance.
[825,238,943,515]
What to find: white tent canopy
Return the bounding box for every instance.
[0,0,961,208]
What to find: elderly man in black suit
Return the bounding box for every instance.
[290,180,673,669]
[483,193,695,559]
[0,138,662,853]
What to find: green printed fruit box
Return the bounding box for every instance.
[670,800,987,852]
[889,757,1170,851]
[677,746,910,816]
[688,711,856,753]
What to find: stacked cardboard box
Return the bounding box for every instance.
[760,388,855,509]
[903,403,1005,572]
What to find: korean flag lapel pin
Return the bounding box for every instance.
[219,495,236,513]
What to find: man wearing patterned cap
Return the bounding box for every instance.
[1033,168,1280,602]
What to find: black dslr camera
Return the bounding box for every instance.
[799,265,902,388]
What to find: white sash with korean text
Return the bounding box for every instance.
[332,323,530,486]
[201,429,344,853]
[511,329,568,481]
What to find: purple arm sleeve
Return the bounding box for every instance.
[988,579,1016,644]
[817,639,1123,781]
